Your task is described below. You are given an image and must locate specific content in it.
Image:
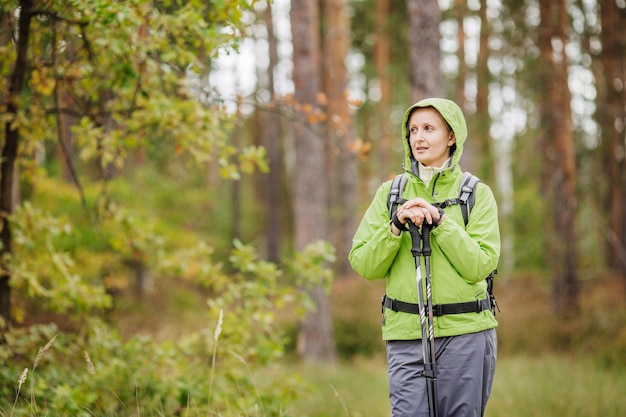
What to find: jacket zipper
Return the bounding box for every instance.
[430,173,440,197]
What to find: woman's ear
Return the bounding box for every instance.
[448,133,456,146]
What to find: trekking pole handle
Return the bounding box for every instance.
[407,222,422,257]
[421,223,432,257]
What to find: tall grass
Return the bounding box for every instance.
[286,357,390,417]
[4,350,624,417]
[286,354,626,417]
[489,354,626,417]
[6,334,57,417]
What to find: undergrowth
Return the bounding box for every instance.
[2,270,625,416]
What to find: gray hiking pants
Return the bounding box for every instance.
[386,328,497,417]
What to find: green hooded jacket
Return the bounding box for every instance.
[349,98,501,340]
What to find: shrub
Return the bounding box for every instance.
[1,240,336,416]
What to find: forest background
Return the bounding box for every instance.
[1,0,625,416]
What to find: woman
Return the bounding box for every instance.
[349,98,500,417]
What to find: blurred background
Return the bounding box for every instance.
[0,0,625,416]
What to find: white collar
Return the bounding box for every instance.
[419,157,451,187]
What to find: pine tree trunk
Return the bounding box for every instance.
[455,0,475,171]
[537,0,579,314]
[454,0,466,108]
[374,0,393,178]
[406,0,444,100]
[291,0,336,363]
[263,2,283,263]
[474,0,493,183]
[323,0,354,276]
[599,1,626,292]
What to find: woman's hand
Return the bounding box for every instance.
[398,198,445,227]
[391,198,445,236]
[396,206,430,228]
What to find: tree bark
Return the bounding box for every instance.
[474,0,493,183]
[537,0,579,314]
[454,0,467,109]
[599,0,626,292]
[291,0,336,363]
[455,0,478,172]
[374,0,393,178]
[1,0,33,333]
[406,0,444,100]
[264,1,283,263]
[324,0,354,275]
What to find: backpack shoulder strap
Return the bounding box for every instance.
[459,172,480,226]
[387,173,408,219]
[459,172,499,311]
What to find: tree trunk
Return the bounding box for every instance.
[0,0,33,333]
[453,0,467,109]
[454,0,477,171]
[324,0,354,276]
[52,27,87,208]
[474,0,493,183]
[537,0,579,314]
[599,0,626,292]
[291,0,336,363]
[374,0,393,179]
[406,0,444,100]
[264,1,283,263]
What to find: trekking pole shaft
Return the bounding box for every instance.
[408,222,439,417]
[426,374,439,417]
[408,223,431,382]
[424,255,436,357]
[408,223,429,347]
[422,223,439,417]
[421,224,437,365]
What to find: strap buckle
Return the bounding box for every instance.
[432,304,444,317]
[381,295,399,313]
[442,198,459,207]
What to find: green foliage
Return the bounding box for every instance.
[7,172,179,321]
[283,240,336,314]
[8,202,111,322]
[1,0,271,326]
[285,240,336,292]
[1,0,266,181]
[0,320,300,416]
[0,238,336,416]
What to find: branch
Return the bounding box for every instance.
[50,12,89,212]
[29,9,90,28]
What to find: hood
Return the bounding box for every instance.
[401,97,467,175]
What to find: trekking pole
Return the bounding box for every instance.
[420,223,439,417]
[408,222,439,417]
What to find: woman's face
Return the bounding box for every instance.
[408,107,456,167]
